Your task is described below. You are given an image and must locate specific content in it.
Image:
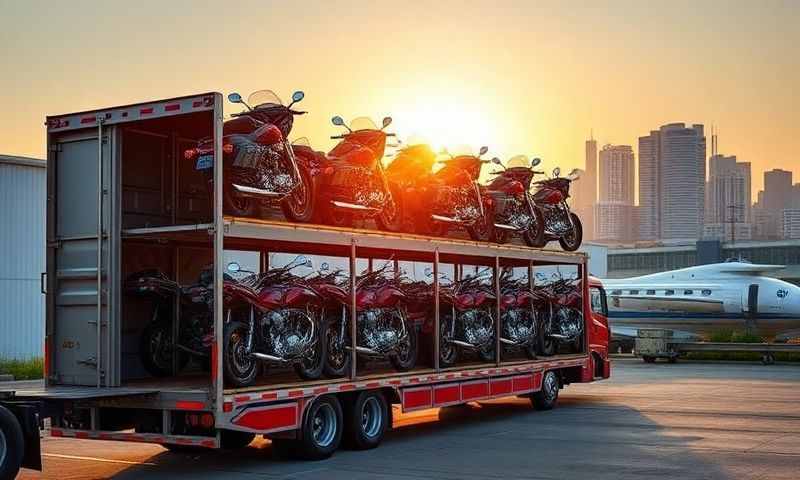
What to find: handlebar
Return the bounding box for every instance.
[331,135,346,140]
[289,109,307,115]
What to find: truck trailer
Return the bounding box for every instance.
[1,92,610,477]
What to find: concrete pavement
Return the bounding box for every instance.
[16,358,800,479]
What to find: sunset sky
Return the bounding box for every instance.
[1,0,798,200]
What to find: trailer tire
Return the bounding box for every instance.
[343,391,388,450]
[531,370,559,410]
[299,395,342,460]
[220,429,256,449]
[0,405,24,480]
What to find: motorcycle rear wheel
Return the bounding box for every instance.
[558,213,583,251]
[223,321,259,388]
[439,315,458,368]
[281,166,315,223]
[140,320,189,377]
[538,319,556,357]
[323,317,351,378]
[389,325,418,371]
[293,318,326,380]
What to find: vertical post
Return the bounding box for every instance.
[393,257,400,279]
[433,248,440,372]
[212,94,225,418]
[172,249,181,376]
[494,256,501,367]
[96,118,105,387]
[349,240,358,380]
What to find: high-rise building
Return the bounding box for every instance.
[638,123,706,241]
[573,135,598,241]
[753,169,793,239]
[596,144,636,242]
[783,209,800,239]
[704,154,751,241]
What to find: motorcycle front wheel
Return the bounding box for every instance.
[558,213,583,251]
[224,187,256,218]
[389,325,418,371]
[523,207,546,248]
[375,186,404,233]
[281,166,315,223]
[323,317,352,378]
[538,316,556,357]
[223,320,259,387]
[293,317,326,380]
[439,314,458,368]
[140,320,189,377]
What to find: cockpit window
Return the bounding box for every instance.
[684,289,693,295]
[702,289,712,296]
[590,287,608,316]
[665,289,675,296]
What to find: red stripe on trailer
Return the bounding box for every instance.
[175,400,205,411]
[201,440,215,448]
[193,100,203,108]
[490,378,513,397]
[261,392,278,401]
[339,384,356,391]
[512,374,533,393]
[389,380,402,386]
[51,428,63,437]
[288,389,304,398]
[234,395,251,403]
[80,116,96,124]
[232,403,299,431]
[223,402,233,413]
[402,387,432,410]
[75,431,89,439]
[164,103,180,111]
[313,387,329,395]
[433,384,460,406]
[140,107,154,115]
[461,380,489,401]
[365,382,381,389]
[533,371,543,390]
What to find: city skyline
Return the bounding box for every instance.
[0,1,797,201]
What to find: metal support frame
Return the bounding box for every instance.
[172,248,181,376]
[213,94,225,419]
[96,118,105,388]
[433,248,440,372]
[349,240,358,380]
[494,256,501,367]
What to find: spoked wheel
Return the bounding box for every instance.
[324,318,351,378]
[281,167,315,223]
[523,207,546,247]
[224,187,255,217]
[439,314,458,368]
[558,213,583,251]
[390,324,418,371]
[299,396,343,460]
[343,391,389,450]
[139,320,189,377]
[223,320,258,388]
[530,370,560,410]
[293,318,326,380]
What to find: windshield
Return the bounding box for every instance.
[507,155,529,168]
[248,90,284,108]
[349,117,378,131]
[292,137,311,148]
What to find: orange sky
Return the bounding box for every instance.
[1,0,798,201]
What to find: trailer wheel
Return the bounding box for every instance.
[0,406,25,480]
[343,391,389,450]
[299,395,342,460]
[531,370,559,410]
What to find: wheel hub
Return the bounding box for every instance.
[312,404,337,447]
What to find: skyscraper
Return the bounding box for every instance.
[704,154,752,241]
[638,123,706,241]
[573,135,598,241]
[753,169,793,239]
[595,144,636,242]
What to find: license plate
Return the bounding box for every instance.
[195,154,213,170]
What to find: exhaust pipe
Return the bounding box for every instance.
[232,183,286,198]
[331,200,379,212]
[493,223,517,231]
[251,352,286,363]
[451,339,478,349]
[548,333,569,340]
[345,345,381,355]
[500,337,517,345]
[431,214,463,224]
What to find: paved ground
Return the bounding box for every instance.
[14,358,800,479]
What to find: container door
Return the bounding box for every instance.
[51,133,113,386]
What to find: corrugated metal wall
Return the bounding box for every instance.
[0,158,45,360]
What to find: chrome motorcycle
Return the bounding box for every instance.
[438,269,497,367]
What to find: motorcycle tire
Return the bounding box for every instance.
[558,213,583,252]
[477,342,496,363]
[538,326,556,357]
[140,320,189,378]
[281,166,315,223]
[293,318,326,380]
[389,325,418,371]
[375,185,404,233]
[439,314,458,368]
[223,187,256,218]
[523,207,546,248]
[524,342,538,360]
[323,317,352,378]
[223,321,259,388]
[467,215,491,242]
[490,226,511,244]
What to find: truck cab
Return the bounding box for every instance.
[587,276,611,379]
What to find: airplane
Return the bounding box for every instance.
[600,261,800,343]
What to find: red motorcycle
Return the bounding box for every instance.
[184,90,314,222]
[382,143,438,234]
[498,269,538,359]
[310,116,403,231]
[319,263,418,377]
[221,257,325,387]
[535,276,584,355]
[438,269,497,367]
[483,155,546,245]
[531,167,583,251]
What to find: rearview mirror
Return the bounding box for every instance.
[226,262,241,273]
[291,91,305,103]
[531,157,541,167]
[321,262,330,272]
[332,116,345,126]
[479,146,489,156]
[382,116,393,128]
[424,267,433,277]
[553,167,561,177]
[491,157,502,165]
[227,93,242,104]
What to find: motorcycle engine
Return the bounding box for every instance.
[544,205,571,235]
[459,308,494,348]
[257,143,297,195]
[503,308,536,343]
[436,186,480,222]
[555,307,583,341]
[500,197,532,229]
[263,308,315,360]
[357,308,403,354]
